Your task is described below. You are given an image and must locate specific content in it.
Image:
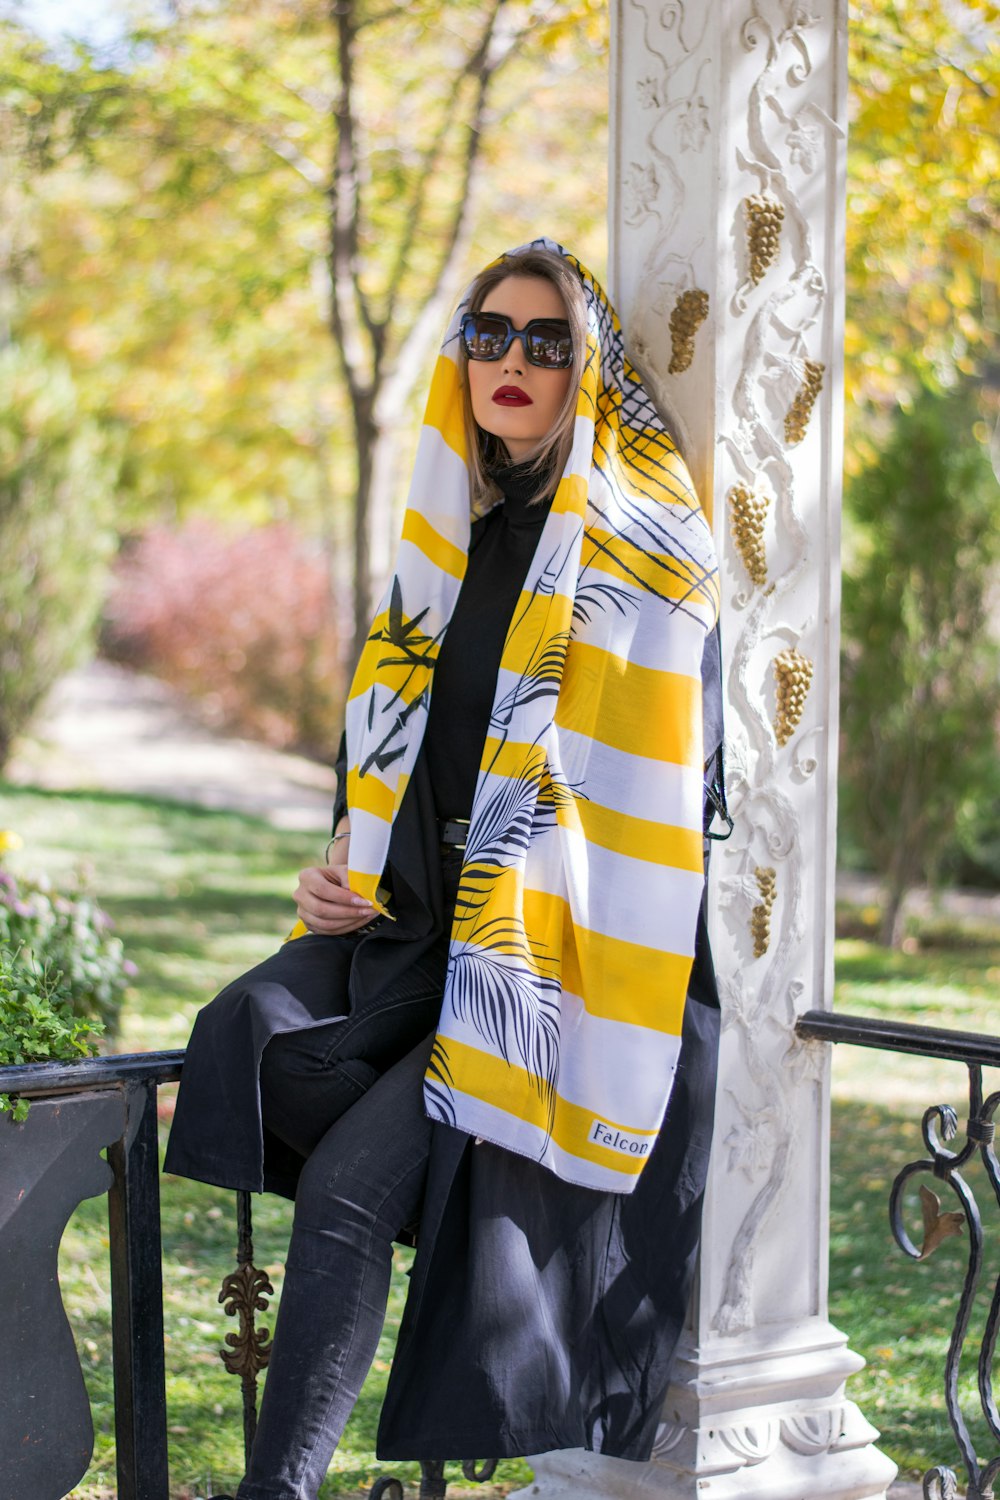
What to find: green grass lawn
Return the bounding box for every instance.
[2,780,999,1495]
[829,912,1000,1486]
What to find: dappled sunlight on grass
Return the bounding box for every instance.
[0,781,311,1052]
[832,924,1000,1482]
[832,917,999,1109]
[831,1096,1000,1482]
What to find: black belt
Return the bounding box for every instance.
[438,817,470,848]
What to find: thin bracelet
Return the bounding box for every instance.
[325,831,350,863]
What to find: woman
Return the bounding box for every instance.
[164,238,725,1500]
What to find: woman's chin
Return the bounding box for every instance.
[479,425,539,463]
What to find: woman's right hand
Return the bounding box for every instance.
[294,865,378,935]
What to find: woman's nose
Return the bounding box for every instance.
[501,340,525,375]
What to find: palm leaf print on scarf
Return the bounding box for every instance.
[460,755,544,877]
[448,926,561,1098]
[571,576,637,628]
[424,1039,457,1125]
[489,630,571,728]
[454,746,585,915]
[444,743,570,1121]
[529,759,585,838]
[425,921,562,1130]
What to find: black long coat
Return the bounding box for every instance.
[164,633,725,1463]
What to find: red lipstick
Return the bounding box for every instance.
[492,385,532,407]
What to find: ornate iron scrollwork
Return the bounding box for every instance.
[461,1459,499,1483]
[369,1479,405,1500]
[890,1068,1000,1500]
[368,1458,499,1500]
[219,1190,273,1465]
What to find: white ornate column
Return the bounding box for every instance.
[517,3,897,1498]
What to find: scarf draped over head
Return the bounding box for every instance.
[342,238,719,1193]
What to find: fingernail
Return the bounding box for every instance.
[352,897,373,907]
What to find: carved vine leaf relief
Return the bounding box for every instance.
[622,0,716,386]
[677,95,711,153]
[724,1093,780,1180]
[786,113,822,172]
[622,161,659,225]
[781,1408,841,1457]
[712,0,836,1338]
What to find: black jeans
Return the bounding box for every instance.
[236,849,464,1500]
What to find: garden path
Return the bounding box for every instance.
[7,658,337,834]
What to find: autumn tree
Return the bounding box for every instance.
[845,0,999,413]
[4,1,607,665]
[324,0,607,658]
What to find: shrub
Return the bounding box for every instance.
[0,339,120,769]
[0,864,135,1039]
[0,948,105,1121]
[102,520,344,759]
[839,383,1000,944]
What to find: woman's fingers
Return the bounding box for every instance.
[294,865,377,935]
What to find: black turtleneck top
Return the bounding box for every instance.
[421,460,554,822]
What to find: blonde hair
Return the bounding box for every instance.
[459,247,588,514]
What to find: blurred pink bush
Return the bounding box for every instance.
[102,521,344,759]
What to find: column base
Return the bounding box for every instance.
[512,1322,897,1500]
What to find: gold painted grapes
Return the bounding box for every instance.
[784,359,824,445]
[668,288,710,374]
[751,866,777,958]
[728,484,770,587]
[773,648,814,746]
[745,193,785,284]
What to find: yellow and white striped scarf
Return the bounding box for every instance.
[344,240,719,1192]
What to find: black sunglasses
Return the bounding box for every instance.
[460,312,574,369]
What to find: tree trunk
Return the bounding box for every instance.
[879,826,913,947]
[876,739,923,947]
[350,402,376,669]
[349,418,410,667]
[878,879,908,947]
[327,0,510,669]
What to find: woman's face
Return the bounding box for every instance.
[466,275,574,463]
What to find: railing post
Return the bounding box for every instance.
[107,1077,170,1500]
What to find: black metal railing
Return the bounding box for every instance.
[0,1051,496,1500]
[1,1051,182,1500]
[19,1016,997,1498]
[797,1010,1000,1500]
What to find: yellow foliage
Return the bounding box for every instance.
[4,0,995,510]
[846,0,999,415]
